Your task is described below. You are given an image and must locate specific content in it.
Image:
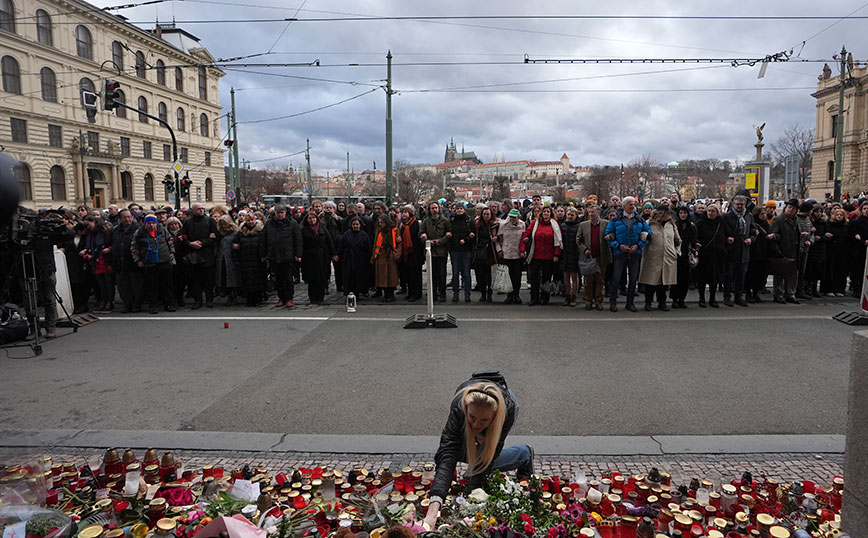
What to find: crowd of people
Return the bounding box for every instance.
[4,189,868,339]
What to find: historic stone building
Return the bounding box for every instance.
[0,0,225,209]
[810,59,868,200]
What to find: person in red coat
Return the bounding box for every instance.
[520,206,563,305]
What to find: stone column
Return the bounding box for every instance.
[844,330,868,535]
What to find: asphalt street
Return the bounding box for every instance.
[0,292,857,438]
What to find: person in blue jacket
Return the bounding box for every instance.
[604,196,651,312]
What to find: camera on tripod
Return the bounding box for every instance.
[3,208,67,246]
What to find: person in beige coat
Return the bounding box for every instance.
[372,214,402,302]
[576,205,611,310]
[639,204,682,311]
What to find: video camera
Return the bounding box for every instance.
[1,209,67,247]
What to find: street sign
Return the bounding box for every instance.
[226,189,236,200]
[301,187,308,194]
[172,161,183,174]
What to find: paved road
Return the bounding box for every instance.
[1,287,857,437]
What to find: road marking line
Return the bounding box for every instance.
[99,315,831,322]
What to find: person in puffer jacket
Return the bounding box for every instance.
[604,196,651,312]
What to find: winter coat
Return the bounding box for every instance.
[826,219,849,271]
[372,226,401,288]
[321,212,341,242]
[639,220,681,285]
[474,220,498,267]
[261,216,303,264]
[110,221,141,273]
[605,210,651,257]
[770,214,800,260]
[181,214,218,267]
[399,218,424,267]
[214,230,241,288]
[339,229,372,290]
[131,224,175,267]
[750,218,772,261]
[796,215,814,253]
[695,216,727,283]
[808,218,829,264]
[848,216,868,266]
[577,219,611,273]
[559,219,581,272]
[449,213,474,252]
[722,210,756,264]
[84,229,112,275]
[431,372,517,501]
[675,218,697,262]
[520,219,562,261]
[63,234,89,284]
[497,218,526,260]
[232,221,267,294]
[419,214,452,257]
[301,225,334,285]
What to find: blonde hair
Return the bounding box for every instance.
[459,382,506,475]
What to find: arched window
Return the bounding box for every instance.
[1,55,20,94]
[174,67,183,91]
[111,41,124,70]
[198,66,207,100]
[121,170,132,199]
[156,59,165,85]
[79,77,94,105]
[176,107,185,131]
[205,177,213,202]
[75,25,92,60]
[135,51,146,78]
[40,66,56,101]
[158,101,167,123]
[143,173,154,201]
[0,0,15,33]
[14,162,31,200]
[199,113,208,136]
[137,96,148,123]
[114,89,126,118]
[36,9,52,45]
[50,165,65,200]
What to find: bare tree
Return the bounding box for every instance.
[395,160,436,204]
[492,175,511,201]
[770,124,814,198]
[581,166,616,200]
[240,165,304,202]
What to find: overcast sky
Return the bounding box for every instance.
[97,0,865,175]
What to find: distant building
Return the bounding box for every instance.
[810,58,868,199]
[527,153,572,179]
[443,138,481,164]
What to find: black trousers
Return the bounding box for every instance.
[272,261,295,302]
[401,262,423,298]
[504,258,523,298]
[145,262,175,308]
[173,264,187,306]
[188,263,215,304]
[670,257,690,301]
[528,258,554,303]
[476,263,492,294]
[645,284,668,305]
[431,256,448,297]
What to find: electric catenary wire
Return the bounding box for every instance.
[236,88,378,125]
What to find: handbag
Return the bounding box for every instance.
[688,248,699,269]
[579,255,600,276]
[492,264,513,293]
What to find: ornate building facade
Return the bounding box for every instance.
[0,0,225,209]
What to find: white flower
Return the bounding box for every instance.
[468,488,490,503]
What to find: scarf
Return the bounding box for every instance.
[373,227,396,260]
[145,227,160,263]
[733,207,748,236]
[526,219,563,261]
[401,218,415,261]
[310,222,320,236]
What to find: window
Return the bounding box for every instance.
[86,131,99,151]
[79,77,94,105]
[135,51,146,78]
[10,117,26,142]
[142,140,152,159]
[36,9,51,45]
[199,113,208,136]
[75,25,92,60]
[144,173,154,200]
[828,160,835,182]
[176,107,185,131]
[39,66,56,101]
[109,41,123,71]
[831,114,839,138]
[2,55,20,94]
[198,66,207,100]
[158,101,167,123]
[156,59,165,85]
[137,96,148,123]
[180,147,188,163]
[0,0,14,33]
[114,89,126,118]
[204,151,211,167]
[205,177,213,202]
[120,136,130,157]
[163,143,171,161]
[48,124,62,147]
[121,171,132,199]
[174,67,183,91]
[15,162,31,200]
[50,165,65,200]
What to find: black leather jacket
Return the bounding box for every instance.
[431,372,517,500]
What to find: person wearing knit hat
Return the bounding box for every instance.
[132,213,176,314]
[144,213,157,223]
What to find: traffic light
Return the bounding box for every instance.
[103,79,121,111]
[162,174,175,193]
[224,140,234,148]
[180,175,192,198]
[82,90,98,123]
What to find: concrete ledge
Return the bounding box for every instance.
[0,429,846,456]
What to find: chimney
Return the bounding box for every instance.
[154,26,162,39]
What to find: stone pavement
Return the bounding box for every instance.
[0,447,843,484]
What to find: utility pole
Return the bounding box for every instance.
[231,87,240,207]
[385,50,394,206]
[78,129,87,207]
[305,138,312,206]
[346,152,351,200]
[226,112,235,201]
[833,45,851,202]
